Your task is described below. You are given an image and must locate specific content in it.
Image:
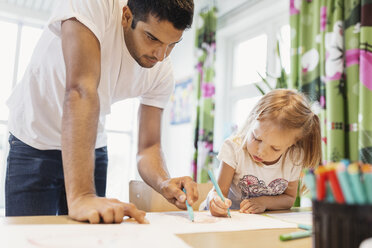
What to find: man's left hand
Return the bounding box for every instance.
[159,176,198,209]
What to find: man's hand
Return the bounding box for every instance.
[239,197,267,214]
[209,191,232,217]
[68,194,148,224]
[136,105,198,209]
[159,177,198,209]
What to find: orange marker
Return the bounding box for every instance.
[362,164,372,204]
[315,166,327,201]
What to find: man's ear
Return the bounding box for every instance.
[122,6,133,28]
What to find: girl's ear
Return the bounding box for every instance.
[121,6,133,28]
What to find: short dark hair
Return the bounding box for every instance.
[127,0,194,30]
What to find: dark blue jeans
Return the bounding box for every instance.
[5,134,108,216]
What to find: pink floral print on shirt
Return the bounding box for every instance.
[238,175,288,199]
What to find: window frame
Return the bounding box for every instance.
[214,0,289,152]
[0,16,44,209]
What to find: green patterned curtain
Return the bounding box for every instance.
[290,0,372,163]
[191,5,217,183]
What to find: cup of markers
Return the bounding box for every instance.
[303,160,372,248]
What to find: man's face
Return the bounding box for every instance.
[122,7,184,68]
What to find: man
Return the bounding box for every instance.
[6,0,198,224]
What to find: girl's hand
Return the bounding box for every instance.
[239,198,266,214]
[209,191,232,217]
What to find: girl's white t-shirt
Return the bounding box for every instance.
[7,0,175,150]
[216,136,303,209]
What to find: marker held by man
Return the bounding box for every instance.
[183,188,194,222]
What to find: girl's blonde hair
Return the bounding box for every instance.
[236,89,321,168]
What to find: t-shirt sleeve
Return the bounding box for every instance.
[289,164,302,181]
[217,138,239,169]
[47,0,113,44]
[139,58,175,109]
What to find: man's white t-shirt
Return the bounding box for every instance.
[214,136,302,209]
[7,0,175,150]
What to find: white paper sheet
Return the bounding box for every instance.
[265,211,312,225]
[0,224,191,248]
[0,211,300,248]
[124,211,297,234]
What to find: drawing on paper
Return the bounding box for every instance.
[158,212,221,224]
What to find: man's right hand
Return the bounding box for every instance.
[68,194,148,224]
[60,19,147,225]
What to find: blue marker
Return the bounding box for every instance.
[208,170,231,218]
[336,161,355,204]
[298,224,312,230]
[362,164,372,204]
[348,163,367,204]
[183,188,194,222]
[303,169,316,199]
[325,181,335,202]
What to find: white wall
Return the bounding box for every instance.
[162,2,202,178]
[214,0,288,151]
[163,0,289,178]
[162,0,257,178]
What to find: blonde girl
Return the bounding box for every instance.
[207,89,321,216]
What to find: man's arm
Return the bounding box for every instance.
[137,104,198,209]
[61,18,146,224]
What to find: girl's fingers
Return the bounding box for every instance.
[240,199,248,209]
[250,205,264,214]
[240,204,247,213]
[210,199,228,217]
[240,200,251,213]
[213,195,231,209]
[225,198,232,208]
[244,204,262,214]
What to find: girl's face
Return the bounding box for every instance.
[246,119,301,165]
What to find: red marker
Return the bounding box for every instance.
[327,164,345,203]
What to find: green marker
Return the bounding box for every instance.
[208,170,231,218]
[279,230,312,241]
[183,188,194,222]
